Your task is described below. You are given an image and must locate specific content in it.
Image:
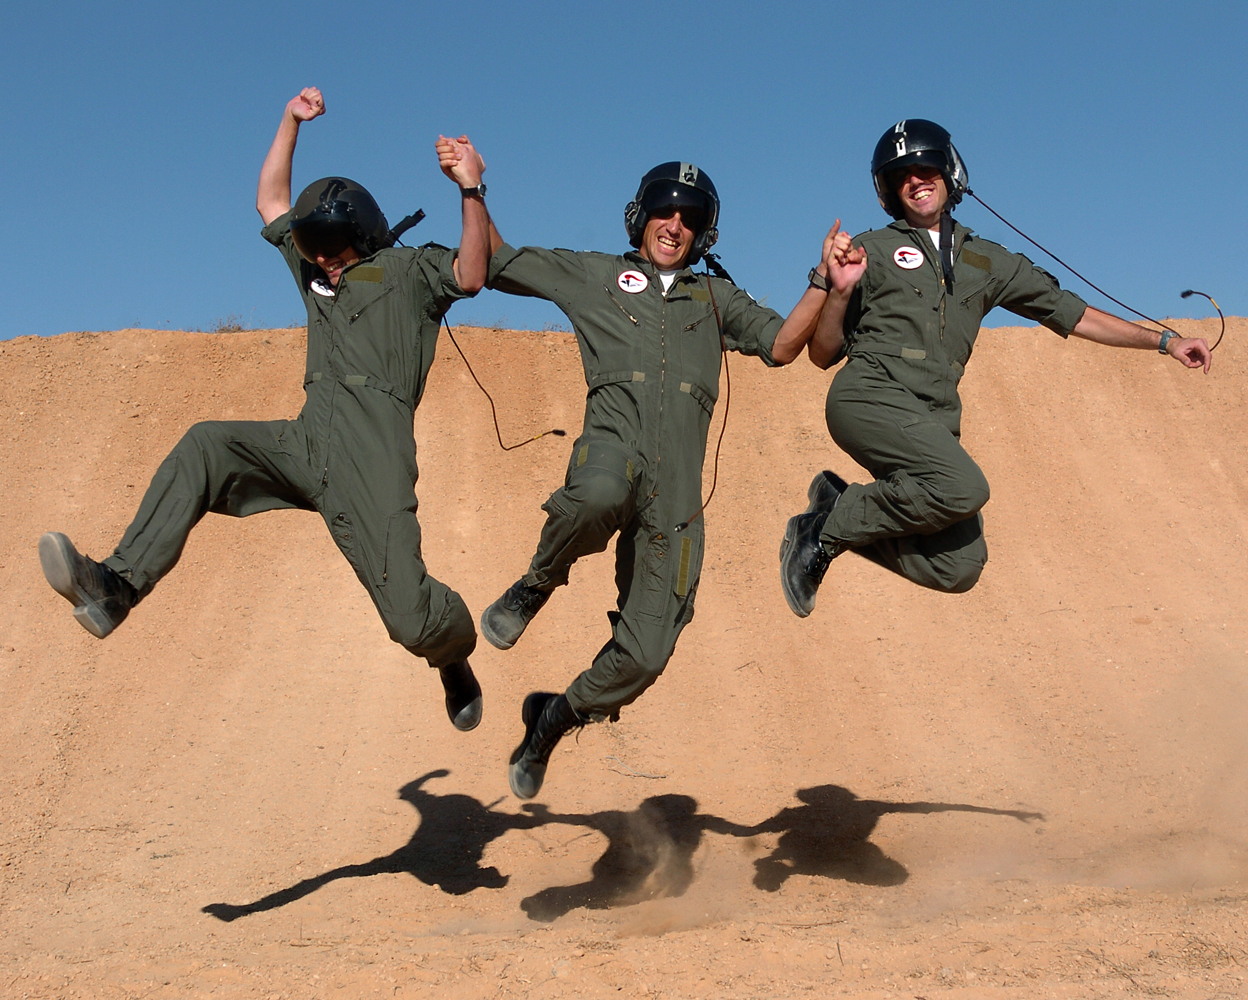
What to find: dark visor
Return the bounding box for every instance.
[290,216,355,263]
[640,183,712,233]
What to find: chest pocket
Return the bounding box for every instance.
[956,272,996,315]
[344,267,396,324]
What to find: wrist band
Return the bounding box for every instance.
[807,267,830,292]
[1158,330,1178,354]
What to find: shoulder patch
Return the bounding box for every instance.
[962,249,992,272]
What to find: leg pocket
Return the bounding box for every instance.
[381,509,433,617]
[630,521,704,625]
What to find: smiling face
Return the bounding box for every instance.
[888,164,949,229]
[639,208,697,270]
[315,246,361,287]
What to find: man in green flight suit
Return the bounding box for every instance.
[779,118,1212,616]
[477,160,844,798]
[39,87,493,732]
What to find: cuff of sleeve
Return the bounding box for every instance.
[757,317,784,367]
[485,243,522,289]
[1047,292,1090,339]
[439,246,469,300]
[261,209,294,247]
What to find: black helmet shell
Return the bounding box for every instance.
[624,161,720,264]
[871,120,968,219]
[290,177,391,263]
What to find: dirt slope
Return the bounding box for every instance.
[1,318,1245,999]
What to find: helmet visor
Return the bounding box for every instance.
[881,149,949,189]
[290,217,356,263]
[640,182,713,234]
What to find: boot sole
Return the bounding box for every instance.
[449,694,483,731]
[479,606,519,651]
[38,532,116,639]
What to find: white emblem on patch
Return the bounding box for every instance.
[617,270,649,294]
[893,246,924,269]
[310,278,335,297]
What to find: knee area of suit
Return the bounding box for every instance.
[570,471,632,522]
[920,472,990,522]
[179,421,227,454]
[938,561,984,594]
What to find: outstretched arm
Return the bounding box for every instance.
[435,134,502,294]
[256,87,325,225]
[1071,306,1212,373]
[770,223,849,365]
[808,229,868,369]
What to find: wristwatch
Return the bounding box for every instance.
[1158,329,1178,354]
[807,267,830,292]
[460,183,487,199]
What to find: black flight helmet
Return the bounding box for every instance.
[624,161,720,265]
[871,119,968,219]
[290,177,392,263]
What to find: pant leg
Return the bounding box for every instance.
[321,487,476,670]
[105,420,315,597]
[564,508,704,720]
[820,358,989,594]
[524,436,637,590]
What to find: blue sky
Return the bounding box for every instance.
[2,1,1244,338]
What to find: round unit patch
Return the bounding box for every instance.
[617,270,649,294]
[893,246,925,270]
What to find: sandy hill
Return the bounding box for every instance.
[0,318,1244,998]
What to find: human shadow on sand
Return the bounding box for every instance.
[202,769,541,922]
[202,773,1042,923]
[518,787,1043,921]
[748,785,1044,891]
[518,795,753,922]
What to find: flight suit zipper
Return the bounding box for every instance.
[653,288,668,498]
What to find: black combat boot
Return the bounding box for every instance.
[38,532,138,639]
[438,660,483,731]
[480,579,552,650]
[779,470,849,618]
[508,691,583,799]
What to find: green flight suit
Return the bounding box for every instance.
[101,211,477,669]
[819,218,1088,592]
[487,245,783,719]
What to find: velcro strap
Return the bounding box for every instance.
[588,370,647,390]
[303,371,414,408]
[676,535,693,596]
[680,381,716,415]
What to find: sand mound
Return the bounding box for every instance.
[1,318,1244,997]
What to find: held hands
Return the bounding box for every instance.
[436,134,485,188]
[822,220,867,296]
[287,87,325,124]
